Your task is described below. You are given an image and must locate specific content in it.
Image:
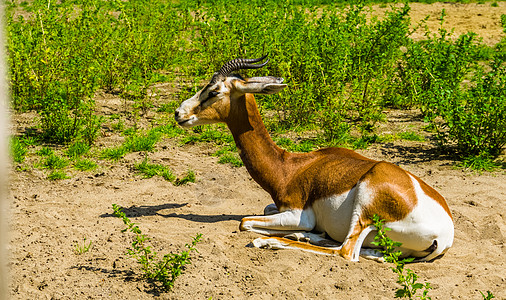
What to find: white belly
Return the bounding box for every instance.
[311,189,356,243]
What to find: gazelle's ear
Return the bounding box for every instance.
[233,76,287,95]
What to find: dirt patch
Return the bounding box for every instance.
[375,2,506,45]
[8,3,506,300]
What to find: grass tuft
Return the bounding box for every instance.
[74,159,98,171]
[10,137,27,163]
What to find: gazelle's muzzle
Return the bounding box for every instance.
[175,94,201,127]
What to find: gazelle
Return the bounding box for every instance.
[175,56,454,262]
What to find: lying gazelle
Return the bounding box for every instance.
[175,56,454,262]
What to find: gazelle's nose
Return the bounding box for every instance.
[174,110,180,119]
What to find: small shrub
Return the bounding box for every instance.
[434,59,506,157]
[112,204,202,291]
[372,215,432,299]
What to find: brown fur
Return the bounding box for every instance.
[227,94,382,211]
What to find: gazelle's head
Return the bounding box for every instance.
[175,56,287,127]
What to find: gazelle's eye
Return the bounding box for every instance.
[202,91,219,104]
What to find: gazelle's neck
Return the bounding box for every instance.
[226,94,287,196]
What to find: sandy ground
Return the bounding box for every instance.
[8,3,506,300]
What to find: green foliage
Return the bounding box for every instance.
[7,0,187,145]
[481,290,495,300]
[7,0,504,162]
[372,215,432,300]
[216,151,244,167]
[181,126,234,145]
[152,123,186,139]
[10,137,27,163]
[66,141,91,158]
[47,170,70,180]
[100,146,128,161]
[134,157,195,184]
[74,238,93,255]
[41,153,68,169]
[74,159,97,171]
[37,147,53,156]
[112,204,202,291]
[175,170,196,186]
[458,153,501,172]
[396,14,504,158]
[100,129,162,161]
[434,59,506,157]
[398,131,425,142]
[274,137,317,153]
[187,1,410,141]
[134,157,176,182]
[124,130,161,153]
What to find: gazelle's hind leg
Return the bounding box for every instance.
[252,229,386,262]
[338,223,377,261]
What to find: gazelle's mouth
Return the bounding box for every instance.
[177,119,191,126]
[177,115,198,127]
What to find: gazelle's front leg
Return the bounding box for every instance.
[239,208,316,236]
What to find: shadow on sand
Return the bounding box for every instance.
[100,202,244,223]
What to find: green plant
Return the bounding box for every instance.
[124,130,161,153]
[74,238,93,255]
[47,170,70,180]
[111,119,125,132]
[480,290,495,300]
[100,146,128,161]
[112,204,202,291]
[180,126,234,146]
[67,141,91,158]
[151,123,186,138]
[372,215,432,299]
[134,157,176,181]
[37,147,53,156]
[398,131,425,142]
[7,0,186,145]
[434,58,506,157]
[10,137,27,163]
[74,159,98,171]
[41,153,68,169]
[457,153,500,172]
[175,170,196,186]
[217,152,244,167]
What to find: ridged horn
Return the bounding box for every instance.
[217,55,269,76]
